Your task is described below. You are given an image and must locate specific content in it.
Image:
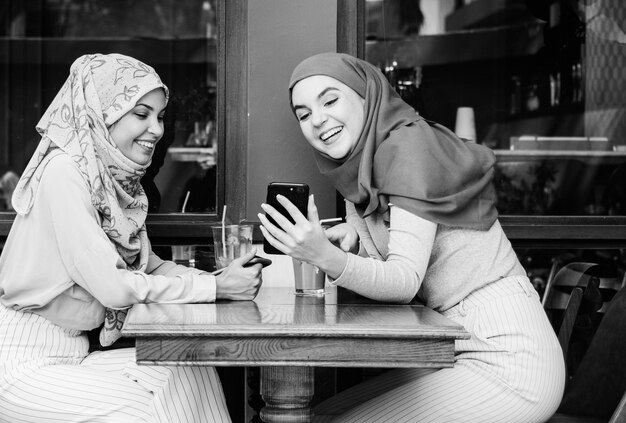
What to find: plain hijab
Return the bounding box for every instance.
[289,52,497,230]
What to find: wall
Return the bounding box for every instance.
[246,0,338,221]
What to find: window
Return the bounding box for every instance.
[365,0,626,217]
[1,0,219,214]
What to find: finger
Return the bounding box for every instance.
[306,194,321,225]
[258,213,293,249]
[258,224,288,254]
[340,239,352,252]
[324,227,342,241]
[261,202,295,232]
[275,194,308,226]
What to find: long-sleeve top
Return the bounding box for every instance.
[331,201,526,311]
[0,154,215,331]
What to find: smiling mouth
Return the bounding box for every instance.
[135,140,155,150]
[320,126,343,142]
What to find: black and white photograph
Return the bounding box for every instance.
[0,1,625,422]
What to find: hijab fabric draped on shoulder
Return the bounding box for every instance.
[289,52,497,230]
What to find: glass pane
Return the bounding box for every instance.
[0,0,218,213]
[365,0,626,216]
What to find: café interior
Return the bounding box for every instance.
[1,0,625,421]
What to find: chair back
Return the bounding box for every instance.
[543,262,603,360]
[558,282,626,419]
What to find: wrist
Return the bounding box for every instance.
[317,244,348,280]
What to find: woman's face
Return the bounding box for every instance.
[291,75,365,160]
[108,88,166,165]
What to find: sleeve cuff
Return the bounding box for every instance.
[191,272,217,303]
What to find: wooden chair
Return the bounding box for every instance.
[543,262,604,367]
[544,262,626,423]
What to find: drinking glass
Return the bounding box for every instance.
[292,258,325,295]
[211,224,253,269]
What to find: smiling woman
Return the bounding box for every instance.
[0,53,263,423]
[258,52,568,423]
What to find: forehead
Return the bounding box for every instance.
[135,88,167,110]
[291,75,355,103]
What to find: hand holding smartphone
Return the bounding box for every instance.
[210,255,272,276]
[263,182,309,255]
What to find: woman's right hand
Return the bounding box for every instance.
[215,250,263,300]
[324,223,359,254]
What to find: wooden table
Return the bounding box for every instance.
[122,286,470,423]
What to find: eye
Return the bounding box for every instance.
[324,98,338,107]
[297,111,310,122]
[134,112,148,119]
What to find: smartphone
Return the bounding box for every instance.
[244,256,273,268]
[210,255,272,276]
[263,182,309,255]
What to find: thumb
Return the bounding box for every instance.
[232,248,257,266]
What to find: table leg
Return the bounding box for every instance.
[260,366,314,423]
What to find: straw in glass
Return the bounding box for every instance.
[181,191,190,213]
[221,205,227,257]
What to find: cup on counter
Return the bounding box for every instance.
[292,258,325,295]
[211,224,254,269]
[172,245,196,267]
[454,106,477,142]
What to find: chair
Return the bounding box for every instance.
[543,262,604,367]
[544,262,626,423]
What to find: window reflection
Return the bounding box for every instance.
[365,0,626,217]
[0,0,218,213]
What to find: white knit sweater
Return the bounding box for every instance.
[330,201,527,311]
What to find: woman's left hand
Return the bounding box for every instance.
[258,194,337,265]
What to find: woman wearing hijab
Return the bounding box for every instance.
[0,53,262,422]
[259,52,565,423]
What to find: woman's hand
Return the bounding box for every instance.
[215,250,263,300]
[258,194,347,278]
[325,223,359,254]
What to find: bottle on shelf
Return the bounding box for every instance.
[185,121,210,147]
[202,0,216,39]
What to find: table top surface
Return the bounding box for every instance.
[122,286,469,340]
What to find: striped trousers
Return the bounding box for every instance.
[0,305,232,423]
[314,275,566,423]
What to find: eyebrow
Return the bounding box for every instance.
[135,103,154,111]
[135,103,166,114]
[293,87,340,110]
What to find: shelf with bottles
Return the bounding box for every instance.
[505,59,585,121]
[0,37,216,65]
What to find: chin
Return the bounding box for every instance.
[327,148,350,161]
[131,155,152,166]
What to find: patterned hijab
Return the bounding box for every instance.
[289,52,497,230]
[12,53,168,345]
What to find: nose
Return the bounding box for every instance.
[311,109,327,128]
[148,116,164,139]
